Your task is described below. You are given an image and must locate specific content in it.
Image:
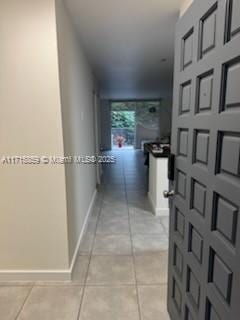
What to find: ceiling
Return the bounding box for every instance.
[64,0,182,99]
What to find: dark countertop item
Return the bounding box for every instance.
[145,143,170,158]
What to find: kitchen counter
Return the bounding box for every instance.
[145,142,170,158]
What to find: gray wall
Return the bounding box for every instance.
[159,97,172,140]
[134,102,161,149]
[56,0,97,263]
[100,100,112,150]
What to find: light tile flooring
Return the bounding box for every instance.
[0,150,170,320]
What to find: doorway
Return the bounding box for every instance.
[111,110,135,149]
[110,100,164,150]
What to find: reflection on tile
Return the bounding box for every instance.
[87,255,135,285]
[18,286,83,320]
[126,191,148,199]
[96,217,130,235]
[126,185,147,192]
[100,210,128,219]
[102,185,126,192]
[0,286,31,320]
[102,200,127,207]
[79,286,139,320]
[129,206,154,219]
[93,234,132,255]
[128,200,152,211]
[133,235,169,255]
[130,218,165,235]
[138,285,170,320]
[103,191,126,200]
[135,252,168,284]
[100,203,128,218]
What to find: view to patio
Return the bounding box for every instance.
[111,101,163,150]
[111,109,135,148]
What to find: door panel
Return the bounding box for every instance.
[229,0,240,39]
[168,0,240,319]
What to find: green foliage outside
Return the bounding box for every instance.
[111,111,135,129]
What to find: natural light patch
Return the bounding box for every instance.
[111,100,162,149]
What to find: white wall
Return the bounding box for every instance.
[0,0,98,278]
[55,0,97,263]
[180,0,194,16]
[0,0,69,271]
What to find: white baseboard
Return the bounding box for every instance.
[0,269,72,282]
[0,189,98,282]
[148,192,169,217]
[69,188,97,274]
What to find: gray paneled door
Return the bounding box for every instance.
[167,0,240,319]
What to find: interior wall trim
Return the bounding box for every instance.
[0,189,98,282]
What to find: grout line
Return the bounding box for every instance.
[75,284,85,320]
[15,285,34,320]
[80,251,168,258]
[76,190,104,320]
[77,151,168,319]
[122,153,143,320]
[84,282,168,287]
[11,282,168,289]
[159,219,170,236]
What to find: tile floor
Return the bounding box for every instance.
[0,149,170,320]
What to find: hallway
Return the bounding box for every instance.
[2,0,240,318]
[78,149,170,319]
[0,150,169,320]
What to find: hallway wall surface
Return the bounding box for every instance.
[0,0,98,279]
[99,100,112,151]
[56,0,98,264]
[0,0,69,272]
[133,100,172,148]
[159,97,172,141]
[180,0,194,16]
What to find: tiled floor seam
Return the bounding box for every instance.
[123,158,142,320]
[83,282,168,287]
[15,285,34,320]
[77,193,103,320]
